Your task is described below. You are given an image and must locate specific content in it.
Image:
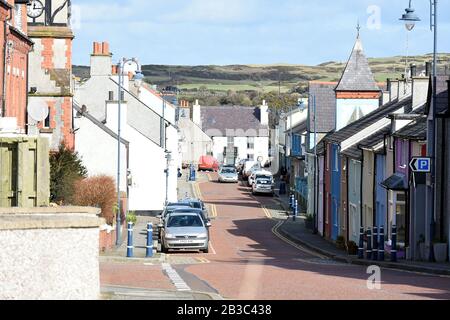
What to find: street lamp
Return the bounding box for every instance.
[399,0,438,260]
[164,151,172,205]
[115,57,143,246]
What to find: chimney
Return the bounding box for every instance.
[412,76,430,108]
[410,64,417,77]
[389,79,399,101]
[90,41,113,77]
[260,100,269,126]
[425,62,432,77]
[111,65,118,75]
[192,99,202,127]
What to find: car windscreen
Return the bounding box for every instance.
[256,178,272,185]
[221,169,236,174]
[256,175,272,180]
[167,215,204,228]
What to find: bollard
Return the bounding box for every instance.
[366,229,372,260]
[391,225,397,262]
[358,227,364,259]
[127,222,134,258]
[289,194,294,209]
[146,222,153,258]
[378,226,385,261]
[372,226,378,261]
[293,199,298,221]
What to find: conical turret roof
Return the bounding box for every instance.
[335,36,380,92]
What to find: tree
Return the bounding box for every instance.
[50,143,88,204]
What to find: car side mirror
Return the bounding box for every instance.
[158,223,164,228]
[206,222,212,228]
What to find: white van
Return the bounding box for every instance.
[243,161,258,179]
[248,170,273,187]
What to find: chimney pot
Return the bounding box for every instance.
[102,42,110,55]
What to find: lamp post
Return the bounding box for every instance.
[399,0,438,260]
[115,58,144,246]
[165,151,172,205]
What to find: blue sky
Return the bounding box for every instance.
[72,0,450,66]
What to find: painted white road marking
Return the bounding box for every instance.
[162,263,191,292]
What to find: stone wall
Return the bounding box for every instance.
[0,207,104,300]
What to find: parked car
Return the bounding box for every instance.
[179,198,208,218]
[157,204,193,236]
[248,170,273,187]
[236,159,249,174]
[198,155,219,172]
[218,167,238,183]
[243,161,261,179]
[252,175,275,196]
[160,212,210,253]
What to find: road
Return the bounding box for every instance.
[100,172,450,300]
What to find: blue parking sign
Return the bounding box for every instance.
[409,157,431,173]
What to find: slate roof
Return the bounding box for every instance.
[339,105,425,160]
[316,96,413,155]
[308,82,337,133]
[335,37,380,92]
[201,106,269,137]
[341,128,389,160]
[394,116,427,140]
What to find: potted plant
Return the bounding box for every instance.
[433,238,448,263]
[347,241,358,255]
[126,211,137,226]
[336,236,346,250]
[304,214,314,230]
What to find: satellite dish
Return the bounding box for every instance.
[27,100,49,122]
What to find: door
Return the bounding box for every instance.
[0,143,19,207]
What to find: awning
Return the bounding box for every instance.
[380,173,408,191]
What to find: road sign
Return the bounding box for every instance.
[409,157,431,173]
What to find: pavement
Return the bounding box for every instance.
[271,189,450,277]
[99,169,224,300]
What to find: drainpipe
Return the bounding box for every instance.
[440,118,445,241]
[2,9,11,117]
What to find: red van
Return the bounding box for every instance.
[198,155,219,172]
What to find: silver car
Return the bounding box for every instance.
[252,177,275,196]
[160,212,209,253]
[218,167,238,183]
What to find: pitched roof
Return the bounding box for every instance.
[316,96,413,155]
[393,116,427,140]
[308,82,337,133]
[340,106,426,160]
[201,106,269,137]
[335,36,380,92]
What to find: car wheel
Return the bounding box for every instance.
[161,243,168,253]
[202,246,209,254]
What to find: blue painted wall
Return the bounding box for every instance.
[331,144,341,240]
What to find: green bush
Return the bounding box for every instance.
[50,143,87,204]
[126,211,137,225]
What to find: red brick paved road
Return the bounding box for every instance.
[182,173,450,300]
[100,172,450,300]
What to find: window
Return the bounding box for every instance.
[248,154,254,161]
[44,108,50,128]
[15,5,22,31]
[247,137,255,150]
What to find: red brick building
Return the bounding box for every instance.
[0,0,33,131]
[27,0,74,150]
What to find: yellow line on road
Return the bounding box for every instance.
[194,182,203,200]
[271,220,328,259]
[196,257,210,263]
[261,206,272,219]
[209,204,217,218]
